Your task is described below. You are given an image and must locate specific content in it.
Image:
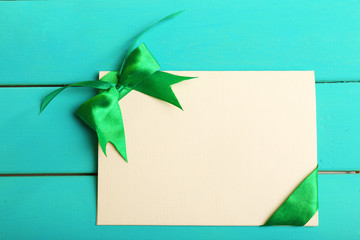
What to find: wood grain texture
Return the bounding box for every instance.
[0,174,358,239]
[0,87,97,174]
[1,0,360,84]
[1,83,360,173]
[1,1,359,238]
[316,83,360,170]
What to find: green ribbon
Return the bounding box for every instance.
[39,11,195,161]
[263,166,319,226]
[39,11,318,226]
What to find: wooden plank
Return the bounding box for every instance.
[0,174,358,239]
[1,83,360,173]
[1,1,360,84]
[316,83,360,170]
[0,87,97,174]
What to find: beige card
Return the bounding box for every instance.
[97,71,318,226]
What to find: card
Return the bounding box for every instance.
[97,71,318,226]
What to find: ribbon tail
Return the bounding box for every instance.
[39,80,116,114]
[263,166,319,226]
[75,87,127,161]
[118,10,184,77]
[134,71,196,110]
[96,103,127,161]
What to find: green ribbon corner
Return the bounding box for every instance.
[263,166,319,226]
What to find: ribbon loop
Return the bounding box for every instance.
[119,43,160,89]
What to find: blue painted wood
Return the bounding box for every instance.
[1,2,359,239]
[1,0,360,84]
[0,174,358,239]
[0,87,97,174]
[1,83,360,173]
[317,83,360,170]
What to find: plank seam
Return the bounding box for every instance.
[0,171,359,177]
[0,84,66,88]
[0,173,97,177]
[1,81,360,88]
[315,81,360,84]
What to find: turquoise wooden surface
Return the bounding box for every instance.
[2,83,360,173]
[1,0,360,84]
[1,1,360,239]
[0,87,97,174]
[317,83,360,171]
[1,174,359,239]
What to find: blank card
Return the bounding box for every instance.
[97,71,318,226]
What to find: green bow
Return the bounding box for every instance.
[39,11,195,161]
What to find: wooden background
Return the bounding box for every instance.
[1,1,360,239]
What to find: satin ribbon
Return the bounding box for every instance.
[40,11,195,161]
[263,166,319,226]
[39,11,318,226]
